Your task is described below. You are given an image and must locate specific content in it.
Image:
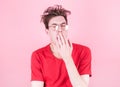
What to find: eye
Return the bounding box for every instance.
[55,25,59,30]
[61,24,66,27]
[61,24,68,30]
[52,25,57,28]
[65,25,68,30]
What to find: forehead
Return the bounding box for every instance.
[48,16,66,25]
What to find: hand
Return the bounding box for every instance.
[55,32,73,61]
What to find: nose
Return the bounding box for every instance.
[57,26,62,32]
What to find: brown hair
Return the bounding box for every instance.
[41,5,71,29]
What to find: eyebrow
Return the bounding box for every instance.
[51,22,66,25]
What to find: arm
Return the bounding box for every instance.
[31,81,44,87]
[31,52,45,87]
[64,56,90,87]
[56,32,91,87]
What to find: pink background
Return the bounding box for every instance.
[0,0,120,87]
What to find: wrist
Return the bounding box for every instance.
[63,56,73,64]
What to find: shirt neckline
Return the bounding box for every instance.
[46,44,63,61]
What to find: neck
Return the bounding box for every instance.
[50,43,61,58]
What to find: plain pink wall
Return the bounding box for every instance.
[0,0,120,87]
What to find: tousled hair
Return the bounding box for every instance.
[41,5,71,29]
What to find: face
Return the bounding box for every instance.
[46,16,68,45]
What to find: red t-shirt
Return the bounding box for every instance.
[31,43,92,87]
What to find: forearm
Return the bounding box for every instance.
[31,81,44,87]
[63,56,88,87]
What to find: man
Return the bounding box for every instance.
[31,5,92,87]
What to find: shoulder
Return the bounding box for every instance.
[72,43,91,58]
[31,44,50,59]
[72,43,91,52]
[32,44,49,54]
[72,43,91,62]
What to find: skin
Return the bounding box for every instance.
[31,16,90,87]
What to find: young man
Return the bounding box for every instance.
[31,5,92,87]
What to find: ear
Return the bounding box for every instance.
[45,29,49,35]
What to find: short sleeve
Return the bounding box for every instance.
[31,51,44,81]
[78,47,92,77]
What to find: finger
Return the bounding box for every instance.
[55,35,60,49]
[68,40,73,48]
[65,38,69,47]
[57,34,62,48]
[59,32,66,45]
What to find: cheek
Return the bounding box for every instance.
[49,31,57,40]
